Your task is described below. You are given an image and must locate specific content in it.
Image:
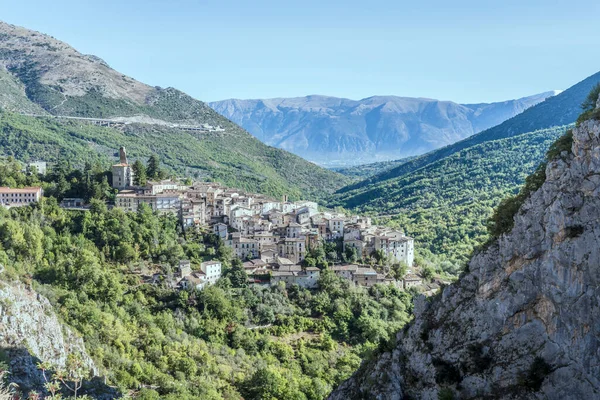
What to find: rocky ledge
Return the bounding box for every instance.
[0,281,96,392]
[330,107,600,399]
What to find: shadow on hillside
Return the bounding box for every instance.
[0,346,121,400]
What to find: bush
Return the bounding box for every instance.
[581,83,600,112]
[519,357,552,391]
[546,129,573,160]
[438,387,455,400]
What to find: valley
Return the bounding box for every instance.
[0,14,599,400]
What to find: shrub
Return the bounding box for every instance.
[519,357,552,391]
[581,83,600,112]
[546,129,573,160]
[438,387,455,400]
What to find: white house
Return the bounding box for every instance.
[200,261,222,285]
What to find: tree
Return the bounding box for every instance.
[582,83,600,111]
[146,155,163,180]
[422,265,435,281]
[227,258,248,288]
[132,160,148,186]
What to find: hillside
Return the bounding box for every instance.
[0,20,212,124]
[0,21,350,199]
[334,157,414,179]
[0,111,349,200]
[0,161,415,399]
[329,98,600,400]
[331,125,569,264]
[209,92,556,166]
[341,70,600,192]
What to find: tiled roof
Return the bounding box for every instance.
[0,186,42,193]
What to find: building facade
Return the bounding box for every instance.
[0,187,43,207]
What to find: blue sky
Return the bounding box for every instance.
[1,0,599,103]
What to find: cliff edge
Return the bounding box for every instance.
[329,99,600,399]
[0,281,96,393]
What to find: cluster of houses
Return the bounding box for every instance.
[175,259,223,291]
[1,148,422,291]
[109,147,419,290]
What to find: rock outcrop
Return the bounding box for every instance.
[0,281,95,392]
[330,108,600,399]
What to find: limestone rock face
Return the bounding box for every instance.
[0,281,96,391]
[330,112,600,399]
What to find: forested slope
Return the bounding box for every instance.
[331,125,570,265]
[339,70,600,193]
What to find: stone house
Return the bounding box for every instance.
[278,238,306,264]
[331,264,359,281]
[403,274,423,289]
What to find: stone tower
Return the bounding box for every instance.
[111,147,134,190]
[119,146,128,164]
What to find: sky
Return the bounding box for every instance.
[1,0,599,103]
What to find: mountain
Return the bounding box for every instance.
[332,125,569,264]
[329,72,600,262]
[342,71,600,192]
[330,102,600,400]
[0,21,350,199]
[209,92,558,166]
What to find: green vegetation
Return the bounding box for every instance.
[338,71,600,195]
[330,73,600,270]
[333,156,414,179]
[0,161,412,400]
[132,159,147,186]
[331,125,569,266]
[577,83,600,125]
[487,86,596,239]
[0,156,114,202]
[0,110,351,202]
[487,129,573,238]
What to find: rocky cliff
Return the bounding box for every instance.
[0,281,95,392]
[329,102,600,399]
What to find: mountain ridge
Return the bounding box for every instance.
[0,20,350,200]
[209,91,558,166]
[340,72,600,193]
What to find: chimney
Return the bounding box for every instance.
[282,194,289,203]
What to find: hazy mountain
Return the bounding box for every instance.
[338,71,600,194]
[0,20,350,199]
[209,92,558,166]
[328,71,600,262]
[330,109,600,400]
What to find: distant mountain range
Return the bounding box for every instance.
[209,92,559,166]
[329,70,600,261]
[0,20,350,200]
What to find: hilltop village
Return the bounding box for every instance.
[1,147,419,291]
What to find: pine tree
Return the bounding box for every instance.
[132,160,147,186]
[146,155,162,180]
